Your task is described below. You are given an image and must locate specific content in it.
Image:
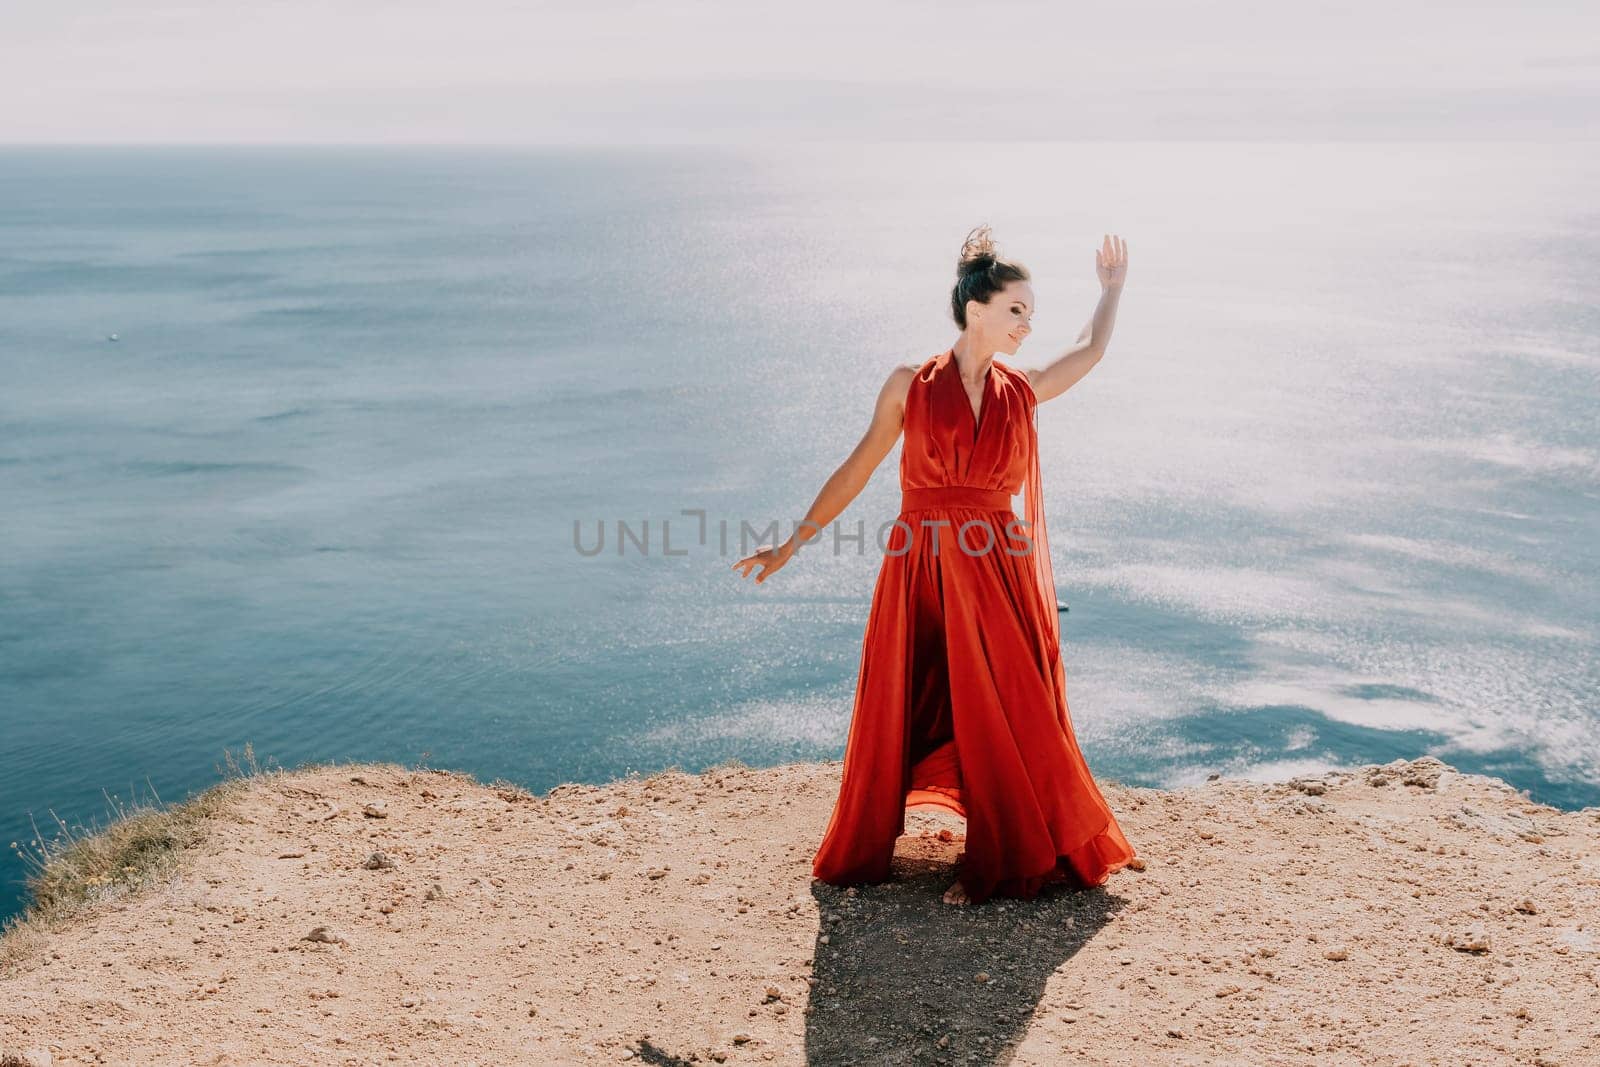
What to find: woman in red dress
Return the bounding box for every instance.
[733,225,1137,905]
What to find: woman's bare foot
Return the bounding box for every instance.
[942,878,971,905]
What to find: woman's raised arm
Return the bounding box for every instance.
[1024,234,1128,405]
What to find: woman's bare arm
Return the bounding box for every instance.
[1023,234,1128,405]
[732,363,916,583]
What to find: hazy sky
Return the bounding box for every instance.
[3,1,1596,142]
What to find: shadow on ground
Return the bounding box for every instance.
[802,837,1126,1066]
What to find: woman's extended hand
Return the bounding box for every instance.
[1096,233,1128,291]
[732,539,796,584]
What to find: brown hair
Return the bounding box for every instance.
[950,223,1030,330]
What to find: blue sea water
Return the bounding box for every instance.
[1,142,1597,925]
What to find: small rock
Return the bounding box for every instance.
[975,971,990,983]
[1324,946,1349,961]
[301,925,348,947]
[1127,857,1147,871]
[425,883,445,900]
[1400,758,1447,790]
[1444,927,1491,954]
[362,851,395,870]
[361,802,388,819]
[1514,899,1537,915]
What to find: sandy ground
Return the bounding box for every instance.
[1,755,1598,1066]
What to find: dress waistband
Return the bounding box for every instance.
[900,486,1014,513]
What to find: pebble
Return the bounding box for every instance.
[1444,927,1491,954]
[302,925,348,947]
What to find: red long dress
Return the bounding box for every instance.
[811,347,1137,904]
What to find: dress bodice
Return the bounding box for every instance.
[901,349,1034,494]
[895,347,1062,691]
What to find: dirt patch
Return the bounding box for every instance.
[2,756,1597,1065]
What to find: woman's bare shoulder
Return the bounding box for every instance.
[996,359,1039,402]
[874,362,918,408]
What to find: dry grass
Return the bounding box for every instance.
[1,742,303,972]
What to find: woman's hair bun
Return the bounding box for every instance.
[958,223,999,275]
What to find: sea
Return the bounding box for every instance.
[1,141,1596,925]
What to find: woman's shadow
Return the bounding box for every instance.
[803,834,1127,1066]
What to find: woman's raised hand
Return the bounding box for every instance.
[732,539,795,584]
[1096,233,1128,291]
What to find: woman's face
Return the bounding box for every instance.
[969,280,1035,356]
